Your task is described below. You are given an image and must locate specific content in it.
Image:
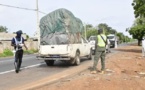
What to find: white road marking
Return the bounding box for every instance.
[0,69,15,75]
[0,63,45,75]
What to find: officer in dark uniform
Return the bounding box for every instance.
[11,30,28,72]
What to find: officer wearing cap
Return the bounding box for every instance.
[91,28,107,74]
[11,30,28,72]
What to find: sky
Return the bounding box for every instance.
[0,0,135,37]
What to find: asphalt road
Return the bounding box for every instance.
[0,53,91,90]
[0,42,136,74]
[0,54,43,74]
[0,42,136,90]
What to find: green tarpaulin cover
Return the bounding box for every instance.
[40,8,84,45]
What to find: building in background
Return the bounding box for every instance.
[0,32,26,41]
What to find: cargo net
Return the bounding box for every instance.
[40,8,84,45]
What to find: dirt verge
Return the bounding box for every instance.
[12,44,145,90]
[33,44,145,90]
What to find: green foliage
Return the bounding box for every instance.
[85,23,117,38]
[129,24,145,45]
[86,29,97,39]
[116,32,132,43]
[132,0,145,18]
[124,36,131,42]
[97,23,117,35]
[24,49,38,54]
[0,26,8,32]
[84,23,131,44]
[86,24,93,29]
[0,49,13,57]
[134,17,145,26]
[116,32,125,43]
[130,39,137,42]
[26,35,29,40]
[129,25,145,40]
[129,0,145,46]
[0,49,38,57]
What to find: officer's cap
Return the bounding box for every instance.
[16,30,23,34]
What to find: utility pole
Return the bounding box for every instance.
[84,23,87,40]
[36,0,40,50]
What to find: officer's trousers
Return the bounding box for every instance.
[93,47,106,71]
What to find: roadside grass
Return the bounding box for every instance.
[0,49,13,57]
[24,49,38,54]
[0,49,38,57]
[130,39,137,42]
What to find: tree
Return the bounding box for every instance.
[84,23,126,42]
[26,35,29,40]
[132,0,145,18]
[97,23,117,35]
[82,24,95,39]
[97,23,110,35]
[116,32,124,43]
[130,0,145,45]
[0,26,8,33]
[133,17,145,26]
[86,24,93,29]
[86,28,97,39]
[109,29,117,34]
[129,25,145,45]
[124,36,131,42]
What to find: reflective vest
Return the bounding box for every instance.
[97,34,107,47]
[14,37,23,50]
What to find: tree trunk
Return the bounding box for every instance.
[138,39,142,46]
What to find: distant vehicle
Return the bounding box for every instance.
[107,34,118,48]
[88,36,96,55]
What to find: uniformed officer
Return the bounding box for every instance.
[11,30,28,73]
[91,29,107,74]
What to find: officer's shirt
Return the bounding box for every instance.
[11,36,24,50]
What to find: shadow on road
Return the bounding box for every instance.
[38,61,70,68]
[38,58,91,68]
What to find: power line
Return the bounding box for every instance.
[38,11,46,14]
[0,3,46,14]
[0,3,36,11]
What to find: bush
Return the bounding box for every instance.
[24,49,38,54]
[0,49,38,57]
[0,53,6,57]
[0,49,13,57]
